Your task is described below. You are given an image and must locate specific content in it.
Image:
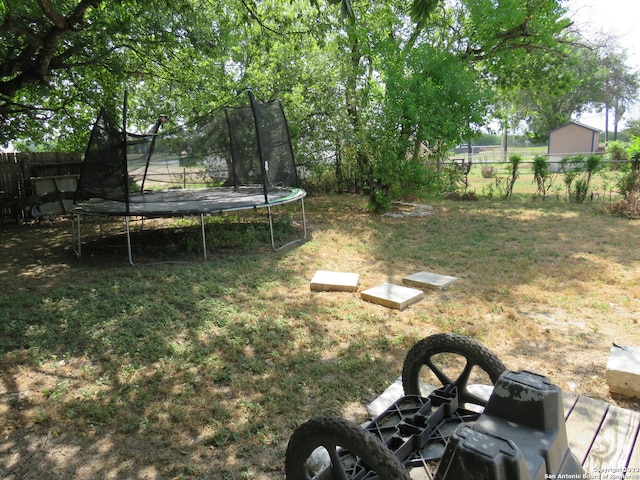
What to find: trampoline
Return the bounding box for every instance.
[71,91,307,264]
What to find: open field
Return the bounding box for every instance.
[1,194,639,479]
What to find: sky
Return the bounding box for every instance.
[564,0,640,130]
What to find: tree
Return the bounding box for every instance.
[598,48,640,142]
[322,0,573,208]
[0,0,247,150]
[497,35,609,143]
[625,119,640,138]
[1,0,102,147]
[505,32,640,144]
[0,0,594,212]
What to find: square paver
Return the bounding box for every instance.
[606,343,640,399]
[402,271,458,290]
[310,270,360,292]
[361,283,425,310]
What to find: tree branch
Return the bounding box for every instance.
[39,0,68,29]
[0,0,104,99]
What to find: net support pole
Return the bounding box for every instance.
[247,91,270,203]
[140,117,165,193]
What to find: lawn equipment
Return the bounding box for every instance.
[285,333,584,480]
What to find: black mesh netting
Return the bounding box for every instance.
[75,92,299,208]
[75,107,129,202]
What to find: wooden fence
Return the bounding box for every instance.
[0,152,82,224]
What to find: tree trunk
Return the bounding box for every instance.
[604,103,609,145]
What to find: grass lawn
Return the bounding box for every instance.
[1,194,639,479]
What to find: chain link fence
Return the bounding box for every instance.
[451,149,627,203]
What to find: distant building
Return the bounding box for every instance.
[547,121,601,171]
[548,121,601,157]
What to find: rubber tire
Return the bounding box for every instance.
[285,416,411,480]
[402,333,506,408]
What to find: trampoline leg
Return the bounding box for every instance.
[72,214,82,259]
[200,213,207,261]
[268,206,275,250]
[300,197,307,240]
[126,216,135,266]
[268,197,307,252]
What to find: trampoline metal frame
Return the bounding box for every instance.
[71,191,306,265]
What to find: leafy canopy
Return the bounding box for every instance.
[2,0,622,210]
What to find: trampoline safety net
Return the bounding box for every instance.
[75,91,299,209]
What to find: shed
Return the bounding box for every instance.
[548,121,601,157]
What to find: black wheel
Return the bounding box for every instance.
[285,416,411,480]
[402,333,506,410]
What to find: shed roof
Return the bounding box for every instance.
[549,121,601,134]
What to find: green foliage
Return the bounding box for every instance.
[560,155,581,202]
[493,175,511,199]
[1,0,584,208]
[625,119,640,138]
[585,153,602,175]
[560,154,603,203]
[626,136,640,172]
[605,139,629,172]
[617,169,640,197]
[482,182,495,199]
[606,140,628,161]
[532,155,555,199]
[1,0,223,150]
[504,154,522,200]
[499,37,620,143]
[379,42,490,150]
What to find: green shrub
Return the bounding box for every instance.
[531,155,554,199]
[626,136,640,173]
[606,140,628,170]
[559,154,602,203]
[617,171,640,197]
[505,154,522,199]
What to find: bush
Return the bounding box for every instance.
[504,154,522,200]
[481,166,496,178]
[606,140,628,170]
[626,136,640,173]
[531,155,554,199]
[617,171,640,197]
[559,154,602,203]
[609,175,640,218]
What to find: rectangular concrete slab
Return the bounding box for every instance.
[361,282,425,310]
[402,271,458,290]
[310,270,360,292]
[606,344,640,399]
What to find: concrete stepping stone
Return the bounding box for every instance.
[361,282,425,310]
[606,343,640,399]
[402,271,458,290]
[310,270,360,292]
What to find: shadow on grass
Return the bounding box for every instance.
[1,197,638,478]
[0,223,403,477]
